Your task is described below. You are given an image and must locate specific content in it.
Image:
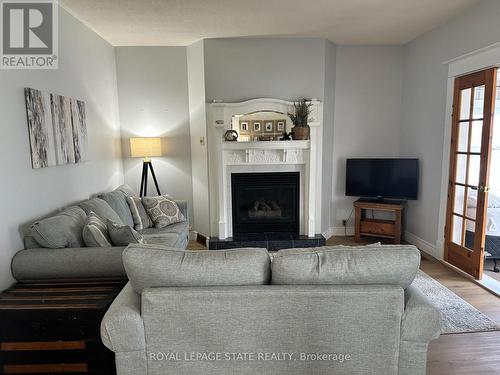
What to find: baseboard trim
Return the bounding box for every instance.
[404,231,438,258]
[323,226,355,239]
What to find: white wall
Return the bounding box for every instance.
[331,46,403,231]
[401,0,500,249]
[187,41,210,236]
[321,41,337,234]
[115,47,194,220]
[0,8,123,290]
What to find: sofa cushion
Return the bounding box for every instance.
[141,232,179,247]
[79,198,123,225]
[139,222,188,236]
[115,184,136,198]
[107,220,144,246]
[31,206,87,248]
[271,245,420,288]
[123,245,271,293]
[82,212,112,247]
[99,186,135,227]
[141,195,185,228]
[127,196,153,231]
[11,246,127,281]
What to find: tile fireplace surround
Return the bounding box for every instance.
[207,98,325,250]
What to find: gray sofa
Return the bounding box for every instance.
[11,185,189,281]
[101,244,441,375]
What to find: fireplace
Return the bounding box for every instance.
[231,172,299,236]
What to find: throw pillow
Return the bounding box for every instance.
[82,211,112,247]
[127,196,153,231]
[107,220,144,246]
[142,195,186,228]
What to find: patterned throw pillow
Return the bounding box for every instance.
[107,220,144,246]
[82,211,112,247]
[127,196,153,231]
[142,195,186,228]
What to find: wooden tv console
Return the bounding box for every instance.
[353,199,406,244]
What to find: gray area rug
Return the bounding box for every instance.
[412,270,499,334]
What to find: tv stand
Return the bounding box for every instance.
[353,199,406,244]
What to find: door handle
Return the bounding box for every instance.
[478,186,491,192]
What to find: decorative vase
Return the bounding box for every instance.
[291,126,310,140]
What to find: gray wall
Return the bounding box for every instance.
[203,38,327,102]
[0,8,123,290]
[332,46,403,230]
[400,0,500,246]
[116,47,194,220]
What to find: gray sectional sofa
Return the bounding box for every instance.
[101,244,441,375]
[11,185,189,281]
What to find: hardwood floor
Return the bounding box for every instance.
[187,237,500,374]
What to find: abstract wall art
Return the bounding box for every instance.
[24,88,88,169]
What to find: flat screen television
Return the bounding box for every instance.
[345,158,419,200]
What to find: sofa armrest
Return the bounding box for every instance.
[401,285,441,343]
[101,283,145,353]
[175,200,189,223]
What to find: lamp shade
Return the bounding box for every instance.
[130,137,162,158]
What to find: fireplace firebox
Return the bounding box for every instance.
[231,172,299,236]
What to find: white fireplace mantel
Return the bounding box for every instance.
[206,98,323,239]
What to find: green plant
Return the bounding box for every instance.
[287,99,313,128]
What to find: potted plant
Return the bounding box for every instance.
[288,99,312,140]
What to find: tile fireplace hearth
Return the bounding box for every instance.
[208,233,325,251]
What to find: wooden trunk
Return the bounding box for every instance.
[0,279,126,374]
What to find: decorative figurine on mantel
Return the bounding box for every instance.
[280,131,292,141]
[224,129,238,141]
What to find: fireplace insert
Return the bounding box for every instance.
[231,172,299,236]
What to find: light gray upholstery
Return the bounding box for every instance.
[13,189,190,281]
[101,283,145,352]
[139,220,189,248]
[104,245,440,375]
[30,206,87,248]
[99,186,135,227]
[124,245,271,293]
[398,285,442,375]
[272,245,420,288]
[11,246,126,281]
[141,232,184,248]
[107,220,143,246]
[79,197,124,225]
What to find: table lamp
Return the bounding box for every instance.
[130,137,162,197]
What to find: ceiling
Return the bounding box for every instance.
[60,0,481,46]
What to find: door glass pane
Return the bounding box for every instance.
[472,85,485,119]
[452,215,463,245]
[456,154,467,184]
[458,122,469,152]
[460,88,471,120]
[466,187,477,220]
[468,155,480,186]
[464,220,475,250]
[470,121,483,153]
[454,185,465,214]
